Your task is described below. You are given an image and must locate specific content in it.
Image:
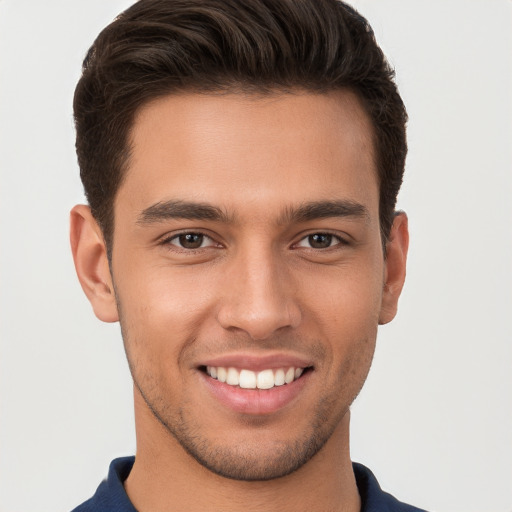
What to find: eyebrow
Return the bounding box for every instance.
[137,200,231,224]
[280,200,370,224]
[137,199,369,226]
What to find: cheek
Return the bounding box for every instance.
[118,259,212,318]
[303,262,384,336]
[114,264,220,361]
[300,257,383,382]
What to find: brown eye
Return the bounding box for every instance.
[307,233,333,249]
[175,233,205,249]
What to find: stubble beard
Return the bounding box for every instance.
[133,373,346,481]
[117,296,375,482]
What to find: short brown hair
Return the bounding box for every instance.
[74,0,407,254]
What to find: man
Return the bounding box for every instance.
[69,0,424,510]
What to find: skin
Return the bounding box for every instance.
[70,90,408,512]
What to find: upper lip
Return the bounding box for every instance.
[198,352,313,372]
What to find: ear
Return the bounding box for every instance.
[379,212,409,325]
[70,205,119,323]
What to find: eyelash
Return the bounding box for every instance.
[159,231,349,252]
[294,232,349,250]
[160,231,218,251]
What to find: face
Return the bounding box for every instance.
[74,90,407,481]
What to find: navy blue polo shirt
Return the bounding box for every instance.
[72,457,428,511]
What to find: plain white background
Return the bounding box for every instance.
[0,1,511,511]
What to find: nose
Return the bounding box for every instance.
[216,248,302,341]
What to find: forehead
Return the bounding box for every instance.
[117,90,378,222]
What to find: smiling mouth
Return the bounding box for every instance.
[202,366,311,390]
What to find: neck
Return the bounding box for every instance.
[125,388,360,512]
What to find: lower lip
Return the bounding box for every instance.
[200,371,311,415]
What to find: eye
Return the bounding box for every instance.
[167,232,216,249]
[296,233,345,249]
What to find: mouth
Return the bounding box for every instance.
[201,365,310,390]
[198,361,314,415]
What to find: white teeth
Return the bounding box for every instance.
[206,365,306,389]
[239,369,257,389]
[257,369,275,390]
[226,367,239,386]
[274,369,285,386]
[285,367,295,384]
[217,367,227,383]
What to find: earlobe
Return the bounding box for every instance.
[70,205,119,323]
[379,212,409,325]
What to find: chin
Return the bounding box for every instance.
[162,395,347,482]
[173,430,328,481]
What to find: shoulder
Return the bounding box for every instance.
[353,462,429,512]
[71,457,136,512]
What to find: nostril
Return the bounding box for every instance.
[216,282,302,339]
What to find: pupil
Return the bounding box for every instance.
[309,233,332,249]
[180,233,203,249]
